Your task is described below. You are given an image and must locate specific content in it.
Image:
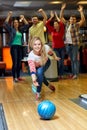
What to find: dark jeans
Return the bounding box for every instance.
[10,45,22,79]
[36,58,51,93]
[53,47,65,76]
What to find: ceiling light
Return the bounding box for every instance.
[14,1,31,7]
[77,1,87,4]
[49,1,62,4]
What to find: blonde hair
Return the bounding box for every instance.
[30,37,47,64]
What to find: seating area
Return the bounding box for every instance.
[0,47,12,76]
[0,61,6,76]
[82,48,87,71]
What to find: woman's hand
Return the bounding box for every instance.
[37,8,43,13]
[19,15,24,22]
[55,11,60,22]
[32,74,39,87]
[50,11,54,19]
[55,56,61,61]
[33,81,39,87]
[8,11,12,17]
[61,3,66,10]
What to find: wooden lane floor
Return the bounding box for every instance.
[0,74,87,130]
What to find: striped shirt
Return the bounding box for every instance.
[65,23,80,45]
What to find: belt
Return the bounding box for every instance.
[67,44,73,46]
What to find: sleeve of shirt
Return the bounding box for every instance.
[46,19,54,33]
[59,21,65,37]
[3,22,12,33]
[28,60,36,74]
[45,44,54,56]
[44,45,51,53]
[27,51,36,74]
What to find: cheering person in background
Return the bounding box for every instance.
[28,8,47,52]
[46,11,65,80]
[4,11,29,82]
[60,3,85,79]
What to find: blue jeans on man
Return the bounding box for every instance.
[65,44,79,77]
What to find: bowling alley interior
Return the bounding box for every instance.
[0,0,87,130]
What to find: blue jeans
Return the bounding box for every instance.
[53,47,65,76]
[66,44,79,75]
[36,58,51,93]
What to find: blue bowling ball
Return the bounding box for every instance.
[37,100,56,120]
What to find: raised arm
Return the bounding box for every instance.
[55,11,60,22]
[20,15,28,24]
[5,11,12,23]
[4,11,13,33]
[37,8,47,25]
[46,11,55,33]
[77,5,85,27]
[49,11,55,21]
[60,3,66,23]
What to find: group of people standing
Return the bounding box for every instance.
[3,3,85,100]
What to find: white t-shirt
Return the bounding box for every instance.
[65,24,72,44]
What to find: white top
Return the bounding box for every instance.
[65,24,72,44]
[27,44,51,73]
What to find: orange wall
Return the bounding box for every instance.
[2,47,12,70]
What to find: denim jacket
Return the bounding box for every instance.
[3,22,29,46]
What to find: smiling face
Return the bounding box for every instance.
[32,16,39,25]
[32,38,42,55]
